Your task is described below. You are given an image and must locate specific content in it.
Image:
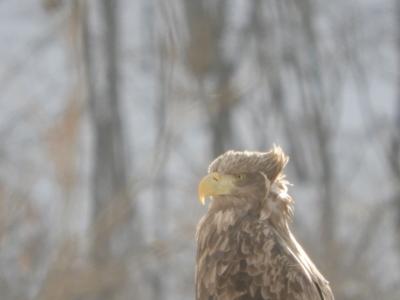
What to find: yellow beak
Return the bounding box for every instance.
[198,172,235,205]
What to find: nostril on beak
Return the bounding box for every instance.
[212,173,221,181]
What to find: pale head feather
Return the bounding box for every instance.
[208,145,288,183]
[207,145,293,222]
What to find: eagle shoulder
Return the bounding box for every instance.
[195,212,333,300]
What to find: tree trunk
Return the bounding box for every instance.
[295,0,336,251]
[82,0,138,299]
[394,0,400,256]
[183,0,235,157]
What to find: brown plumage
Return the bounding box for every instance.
[196,146,334,300]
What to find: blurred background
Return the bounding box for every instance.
[0,0,399,299]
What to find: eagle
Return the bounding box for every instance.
[196,146,334,300]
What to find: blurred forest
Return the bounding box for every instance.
[0,0,399,299]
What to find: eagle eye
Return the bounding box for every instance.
[236,174,246,180]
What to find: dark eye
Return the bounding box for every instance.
[237,174,246,180]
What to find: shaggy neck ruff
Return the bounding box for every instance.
[206,175,294,232]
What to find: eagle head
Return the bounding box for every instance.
[198,146,291,216]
